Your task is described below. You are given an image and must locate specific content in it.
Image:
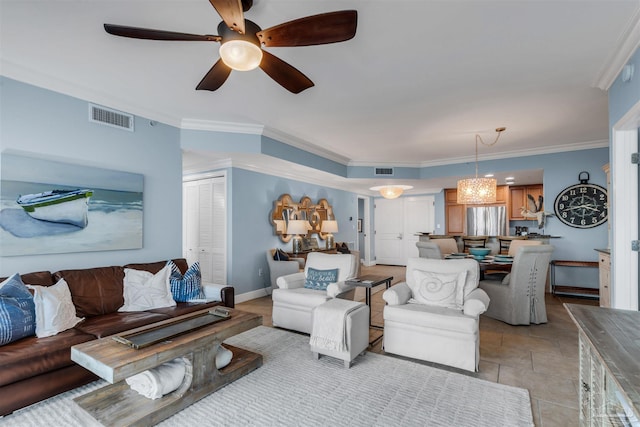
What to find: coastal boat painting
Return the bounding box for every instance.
[0,154,143,256]
[17,189,93,228]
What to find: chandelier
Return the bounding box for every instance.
[457,127,506,204]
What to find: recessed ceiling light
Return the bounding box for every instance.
[506,176,515,180]
[484,173,494,178]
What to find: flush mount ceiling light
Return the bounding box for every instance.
[370,185,414,199]
[457,127,506,204]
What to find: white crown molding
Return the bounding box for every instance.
[348,159,426,168]
[227,157,357,193]
[180,118,264,134]
[262,127,351,165]
[348,139,609,169]
[593,6,640,90]
[422,139,610,167]
[1,60,183,128]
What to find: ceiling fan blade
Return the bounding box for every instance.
[196,59,232,91]
[208,0,245,34]
[259,50,314,94]
[104,24,221,42]
[257,10,357,47]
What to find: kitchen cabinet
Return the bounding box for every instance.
[445,187,508,235]
[445,189,465,235]
[446,203,465,235]
[597,250,611,308]
[509,184,543,220]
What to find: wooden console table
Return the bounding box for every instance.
[71,309,262,427]
[286,248,337,261]
[565,304,640,426]
[550,260,599,298]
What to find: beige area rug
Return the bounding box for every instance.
[5,326,533,427]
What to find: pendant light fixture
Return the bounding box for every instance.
[457,127,506,204]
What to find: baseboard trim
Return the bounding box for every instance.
[236,287,272,304]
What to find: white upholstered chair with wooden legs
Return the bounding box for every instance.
[272,252,359,334]
[479,245,554,325]
[382,258,490,372]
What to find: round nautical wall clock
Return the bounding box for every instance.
[553,171,608,229]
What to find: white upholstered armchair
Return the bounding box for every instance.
[272,252,359,334]
[382,257,490,372]
[266,249,305,288]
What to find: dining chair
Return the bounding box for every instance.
[479,245,554,325]
[462,236,488,252]
[508,239,542,256]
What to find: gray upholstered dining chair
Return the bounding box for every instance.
[478,245,554,325]
[415,241,442,259]
[431,238,460,256]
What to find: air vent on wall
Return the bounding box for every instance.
[374,167,394,176]
[88,104,134,131]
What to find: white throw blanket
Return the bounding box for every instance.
[126,345,234,399]
[126,357,189,400]
[310,299,362,352]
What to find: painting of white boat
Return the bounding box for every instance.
[16,189,93,228]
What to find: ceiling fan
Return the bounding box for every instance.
[104,0,357,94]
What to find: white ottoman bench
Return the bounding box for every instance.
[309,299,369,368]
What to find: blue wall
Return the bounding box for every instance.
[1,77,610,296]
[227,168,358,295]
[609,48,640,127]
[0,77,183,276]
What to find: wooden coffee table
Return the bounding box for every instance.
[71,308,262,427]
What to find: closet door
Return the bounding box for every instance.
[183,177,227,284]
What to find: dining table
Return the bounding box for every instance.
[444,254,513,280]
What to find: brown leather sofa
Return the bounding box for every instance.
[0,258,234,416]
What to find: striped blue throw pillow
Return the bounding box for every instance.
[168,261,205,302]
[303,268,339,291]
[0,274,36,345]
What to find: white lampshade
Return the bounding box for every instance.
[456,177,497,204]
[219,40,263,71]
[370,185,413,199]
[286,220,309,236]
[321,220,339,233]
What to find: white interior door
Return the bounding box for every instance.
[374,198,405,265]
[404,196,435,259]
[183,176,227,284]
[374,196,436,265]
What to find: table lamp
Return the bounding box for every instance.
[321,220,338,249]
[286,220,309,253]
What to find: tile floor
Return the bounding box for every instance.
[237,264,598,427]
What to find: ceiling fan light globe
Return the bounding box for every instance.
[219,40,263,71]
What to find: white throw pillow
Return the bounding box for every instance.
[27,278,84,338]
[409,270,466,309]
[119,265,176,312]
